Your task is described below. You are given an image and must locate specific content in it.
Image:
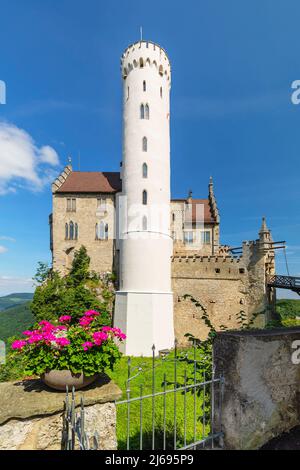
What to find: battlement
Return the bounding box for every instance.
[172,254,247,279]
[121,41,171,83]
[172,254,243,264]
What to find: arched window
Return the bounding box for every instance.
[69,221,74,240]
[172,212,175,222]
[99,221,105,240]
[65,223,68,240]
[145,104,149,120]
[142,136,147,152]
[105,223,109,240]
[75,223,78,240]
[142,163,148,178]
[143,80,146,91]
[140,104,145,119]
[160,86,163,98]
[142,216,147,231]
[139,58,144,68]
[142,190,148,205]
[159,65,163,76]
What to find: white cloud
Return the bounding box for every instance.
[0,275,33,296]
[0,121,59,195]
[0,236,15,242]
[0,246,8,254]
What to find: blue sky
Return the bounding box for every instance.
[0,0,299,297]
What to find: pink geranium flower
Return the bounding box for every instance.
[28,334,44,344]
[59,315,72,323]
[84,310,100,317]
[112,327,126,340]
[11,340,27,350]
[82,341,94,351]
[93,331,108,346]
[55,337,70,347]
[79,316,94,327]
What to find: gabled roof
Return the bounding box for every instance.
[55,171,122,194]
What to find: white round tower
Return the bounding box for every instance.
[114,40,174,356]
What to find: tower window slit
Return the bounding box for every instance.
[142,136,148,152]
[142,190,148,205]
[143,163,148,178]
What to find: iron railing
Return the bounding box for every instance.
[267,275,300,294]
[62,386,99,450]
[115,341,224,450]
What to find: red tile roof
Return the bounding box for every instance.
[172,198,216,224]
[56,172,122,193]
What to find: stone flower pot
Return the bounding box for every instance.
[41,370,98,391]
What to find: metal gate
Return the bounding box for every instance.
[62,340,224,450]
[115,341,224,450]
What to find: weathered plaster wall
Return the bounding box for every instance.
[213,328,300,449]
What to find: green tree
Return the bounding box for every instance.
[31,246,112,325]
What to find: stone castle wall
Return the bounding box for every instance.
[172,251,269,346]
[51,193,116,275]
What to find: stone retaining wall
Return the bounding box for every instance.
[0,374,122,450]
[213,328,300,449]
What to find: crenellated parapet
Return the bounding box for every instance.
[121,41,171,85]
[172,254,247,279]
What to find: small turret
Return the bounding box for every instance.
[208,176,220,224]
[259,216,272,243]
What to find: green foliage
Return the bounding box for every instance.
[0,301,34,344]
[31,246,113,325]
[277,299,300,320]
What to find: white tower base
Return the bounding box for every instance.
[114,291,174,357]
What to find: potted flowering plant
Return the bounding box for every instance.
[11,310,126,391]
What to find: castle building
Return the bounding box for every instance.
[50,41,276,355]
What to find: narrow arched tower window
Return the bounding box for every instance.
[143,81,146,92]
[65,223,68,240]
[140,104,145,119]
[145,104,150,120]
[142,216,147,231]
[105,223,109,240]
[142,136,147,152]
[69,221,74,240]
[160,86,163,98]
[75,223,78,240]
[142,163,148,178]
[159,65,163,76]
[139,58,144,68]
[142,190,148,205]
[99,221,105,240]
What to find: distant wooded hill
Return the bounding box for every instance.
[0,293,34,312]
[0,293,34,343]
